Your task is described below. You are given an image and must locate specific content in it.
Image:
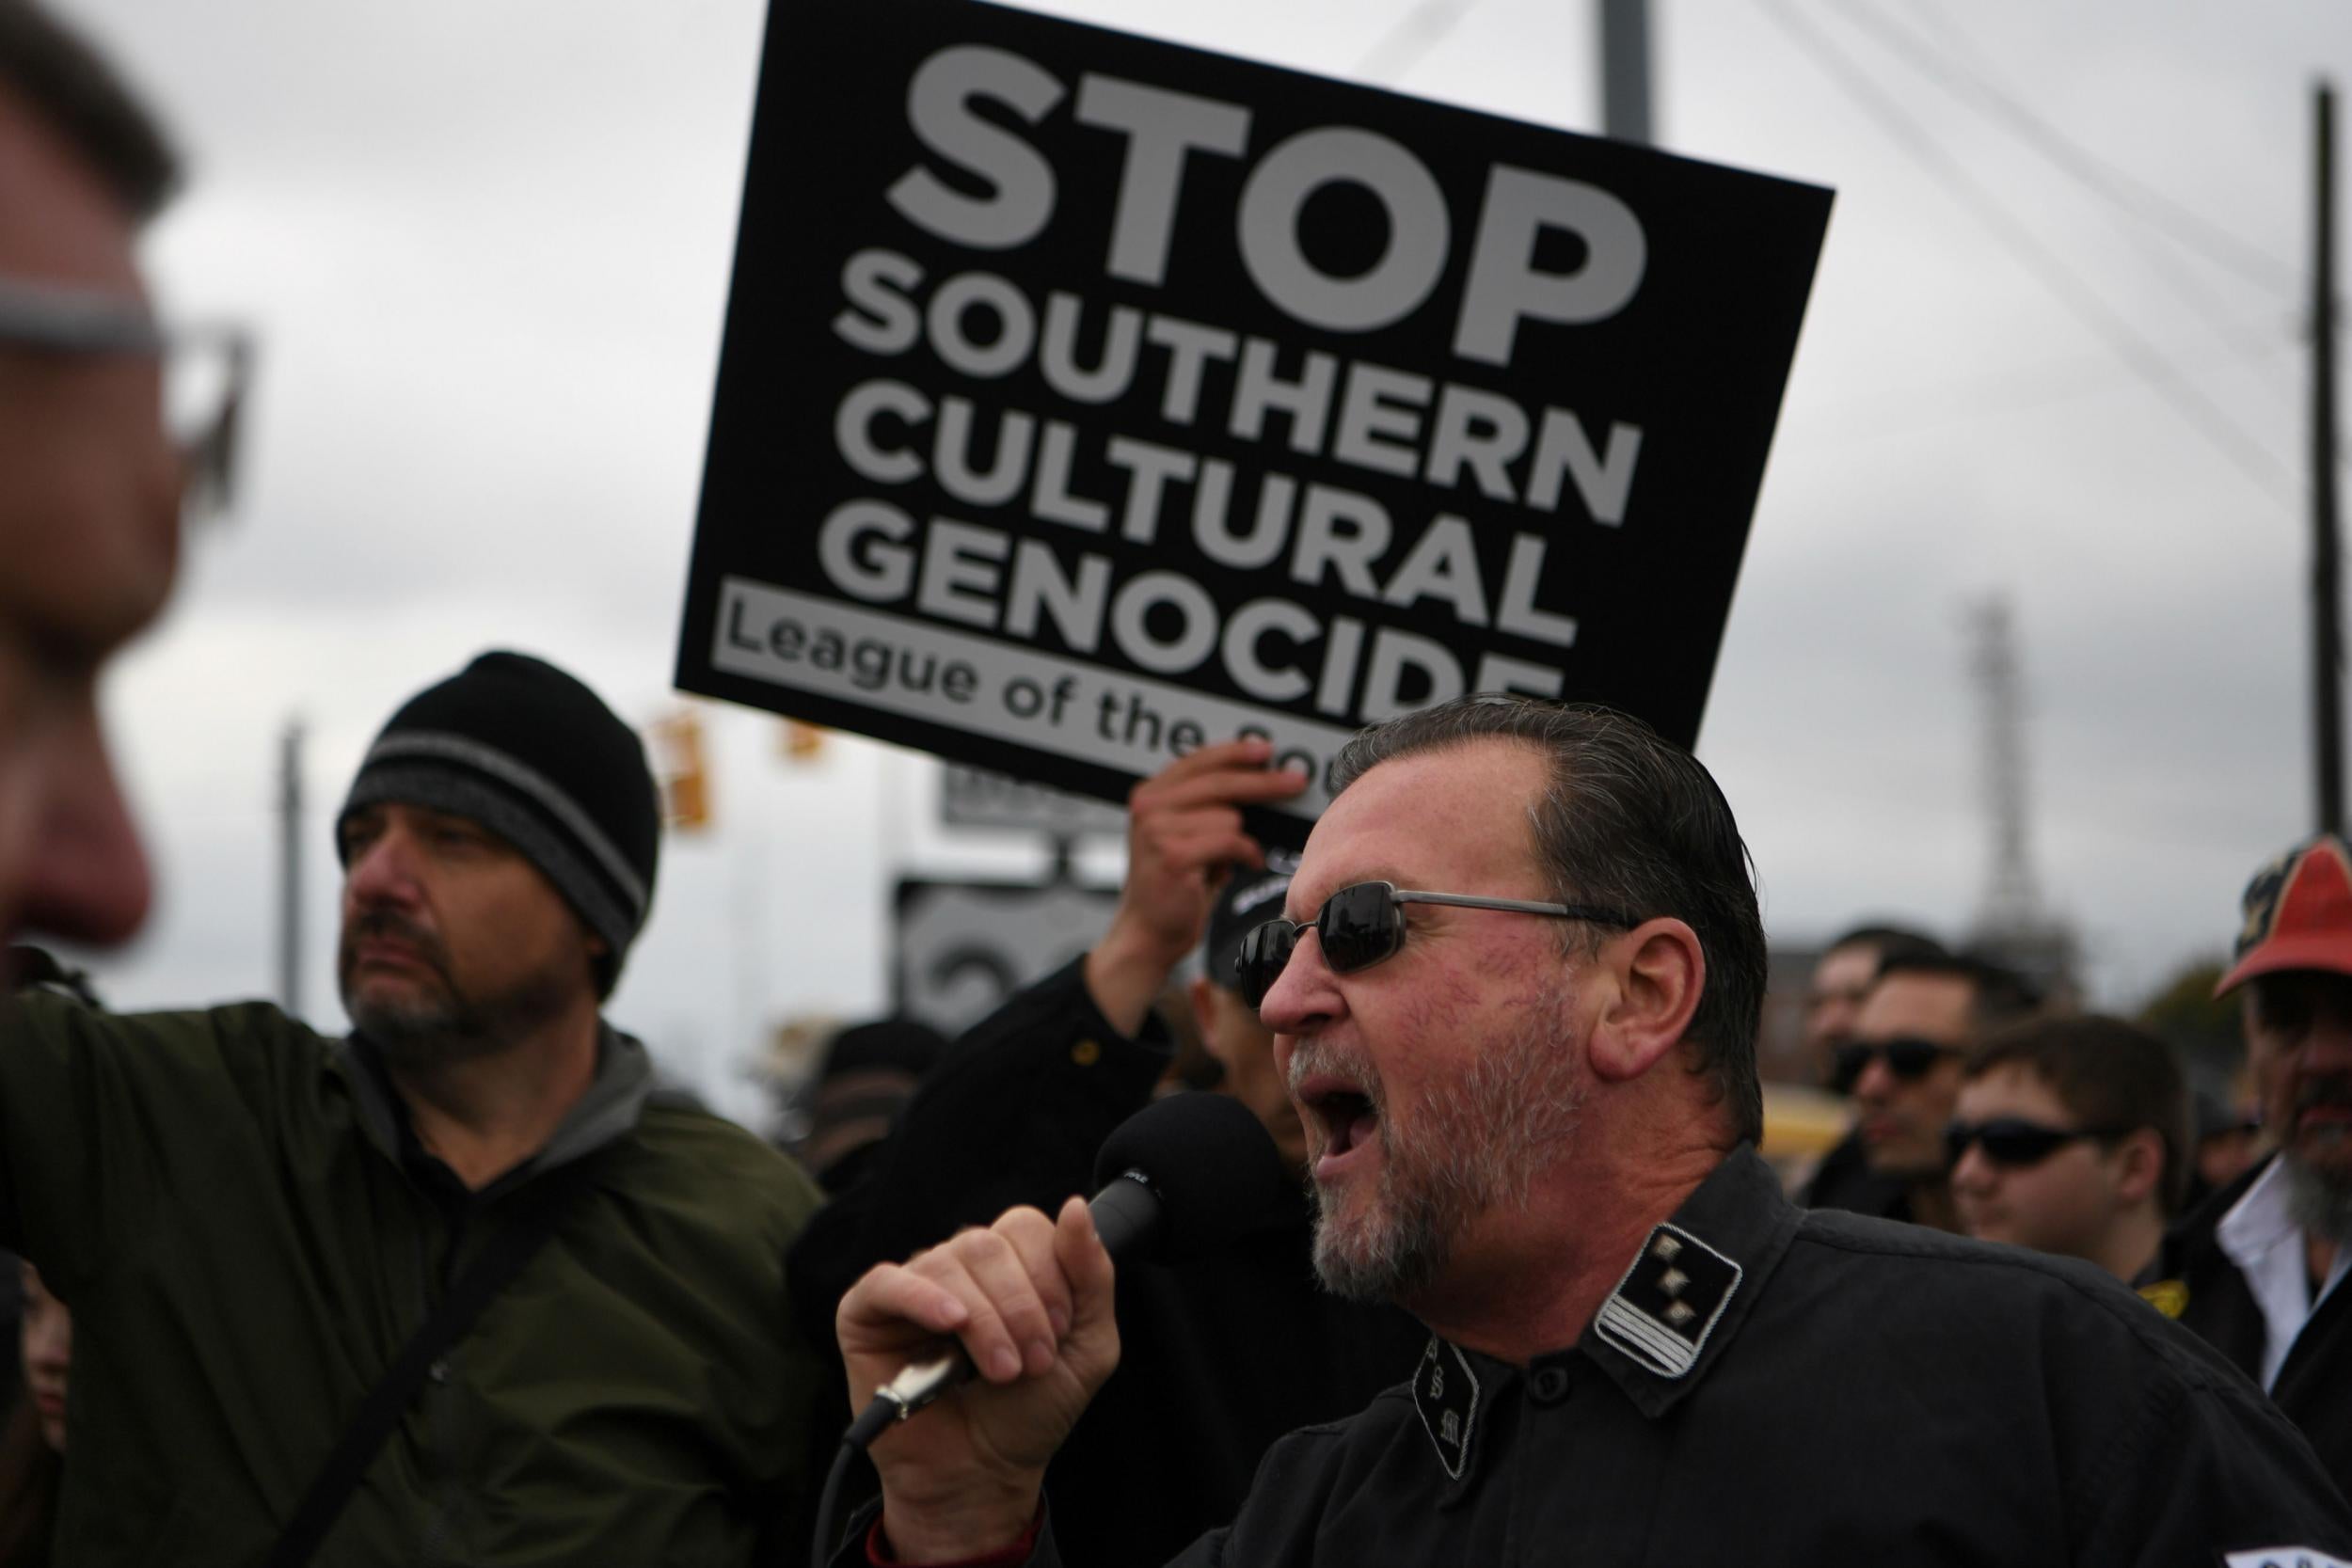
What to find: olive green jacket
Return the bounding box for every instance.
[0,994,828,1566]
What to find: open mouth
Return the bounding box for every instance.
[2294,1078,2352,1139]
[1301,1081,1380,1161]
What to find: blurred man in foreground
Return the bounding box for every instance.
[2153,832,2352,1495]
[790,740,1421,1566]
[1809,950,2036,1230]
[832,696,2347,1565]
[4,651,827,1564]
[0,0,187,948]
[1949,1014,2188,1283]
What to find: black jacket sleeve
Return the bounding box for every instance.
[787,956,1169,1326]
[786,954,1175,1560]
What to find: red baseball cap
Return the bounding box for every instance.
[2216,834,2352,995]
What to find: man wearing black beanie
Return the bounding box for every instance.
[0,650,830,1567]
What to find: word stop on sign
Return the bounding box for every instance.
[885,44,1649,370]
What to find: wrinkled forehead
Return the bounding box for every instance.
[1854,970,1977,1043]
[1286,741,1549,916]
[1810,943,1882,999]
[1956,1060,2069,1121]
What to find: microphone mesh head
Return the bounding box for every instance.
[1092,1092,1295,1263]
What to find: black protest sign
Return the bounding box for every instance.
[677,0,1832,834]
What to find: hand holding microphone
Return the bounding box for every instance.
[829,1094,1292,1564]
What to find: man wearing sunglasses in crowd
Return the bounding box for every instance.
[0,1,200,954]
[1809,950,2038,1231]
[1947,1015,2190,1284]
[1791,923,1945,1215]
[2150,832,2352,1498]
[829,695,2350,1566]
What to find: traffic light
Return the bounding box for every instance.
[649,709,712,832]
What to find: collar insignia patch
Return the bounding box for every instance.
[2137,1278,2189,1319]
[1412,1336,1480,1481]
[1594,1222,1742,1380]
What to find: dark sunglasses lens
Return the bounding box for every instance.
[1978,1122,2072,1166]
[1318,883,1401,975]
[1882,1040,1947,1081]
[1830,1038,1950,1093]
[1829,1044,1869,1093]
[1947,1120,2073,1167]
[1236,923,1295,1008]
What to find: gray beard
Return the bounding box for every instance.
[2281,1136,2352,1248]
[1303,986,1584,1305]
[345,961,575,1073]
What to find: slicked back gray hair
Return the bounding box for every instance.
[1329,695,1767,1145]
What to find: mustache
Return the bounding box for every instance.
[341,908,449,974]
[1286,1038,1382,1109]
[2294,1075,2352,1114]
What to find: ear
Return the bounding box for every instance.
[1187,975,1225,1062]
[585,930,611,961]
[2110,1127,2164,1207]
[1585,917,1707,1086]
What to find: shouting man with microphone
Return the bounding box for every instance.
[836,696,2351,1565]
[789,738,1421,1566]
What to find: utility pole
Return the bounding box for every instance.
[1599,0,1652,145]
[2314,81,2343,834]
[277,718,304,1018]
[1966,597,2040,938]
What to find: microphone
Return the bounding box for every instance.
[843,1091,1292,1448]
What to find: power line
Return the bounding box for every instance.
[1799,326,2299,447]
[1827,0,2304,300]
[1754,0,2302,510]
[1824,0,2300,371]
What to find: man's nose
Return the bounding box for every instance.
[1851,1051,1896,1103]
[342,820,421,906]
[24,1310,69,1370]
[1256,928,1338,1037]
[2299,1004,2352,1067]
[12,718,151,949]
[1947,1140,1993,1193]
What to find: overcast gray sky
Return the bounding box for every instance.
[44,0,2352,1119]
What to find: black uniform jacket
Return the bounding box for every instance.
[791,958,1424,1567]
[2150,1153,2352,1500]
[977,1148,2352,1567]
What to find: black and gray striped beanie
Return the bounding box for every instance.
[337,651,660,996]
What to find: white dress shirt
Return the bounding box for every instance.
[2217,1156,2352,1390]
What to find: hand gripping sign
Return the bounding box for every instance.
[677,0,1831,842]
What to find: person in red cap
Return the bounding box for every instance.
[2147,832,2352,1495]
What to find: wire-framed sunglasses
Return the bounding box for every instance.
[0,276,255,522]
[1827,1037,1963,1095]
[1232,880,1638,1010]
[1945,1117,2134,1169]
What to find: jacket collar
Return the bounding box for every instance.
[1578,1145,1799,1418]
[337,1022,655,1180]
[1412,1146,1801,1481]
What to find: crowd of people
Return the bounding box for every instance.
[4,1,2352,1562]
